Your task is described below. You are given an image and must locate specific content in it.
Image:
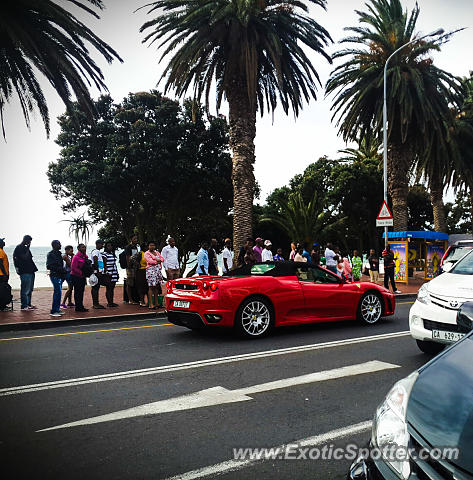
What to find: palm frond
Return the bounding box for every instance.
[326,0,463,153]
[141,0,332,116]
[0,0,123,138]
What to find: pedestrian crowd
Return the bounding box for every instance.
[231,236,401,294]
[0,233,402,315]
[0,234,185,316]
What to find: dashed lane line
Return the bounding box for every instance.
[0,330,410,397]
[161,420,372,480]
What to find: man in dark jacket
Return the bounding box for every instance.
[208,238,219,276]
[46,240,67,317]
[382,244,401,294]
[13,235,38,310]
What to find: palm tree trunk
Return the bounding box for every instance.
[226,81,257,253]
[429,176,447,232]
[388,142,411,231]
[470,186,473,235]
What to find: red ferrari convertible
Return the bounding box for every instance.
[165,262,395,337]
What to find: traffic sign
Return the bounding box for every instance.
[377,218,393,227]
[377,200,393,219]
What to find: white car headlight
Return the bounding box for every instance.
[372,372,419,479]
[416,284,430,304]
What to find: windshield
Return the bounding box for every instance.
[250,264,276,275]
[223,262,280,277]
[446,246,473,263]
[451,250,473,275]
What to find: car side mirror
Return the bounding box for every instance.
[442,262,453,273]
[457,302,473,333]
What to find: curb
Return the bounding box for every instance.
[0,311,168,332]
[396,293,417,300]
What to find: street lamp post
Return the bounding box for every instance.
[382,31,442,247]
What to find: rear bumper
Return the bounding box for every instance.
[167,310,206,329]
[166,294,234,327]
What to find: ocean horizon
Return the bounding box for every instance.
[2,246,202,289]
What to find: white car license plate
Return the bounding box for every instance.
[173,300,190,309]
[432,330,465,342]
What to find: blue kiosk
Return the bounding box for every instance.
[383,231,449,284]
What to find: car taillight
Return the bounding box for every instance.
[166,281,172,291]
[210,283,218,292]
[202,282,209,290]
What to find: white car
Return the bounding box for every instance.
[409,249,473,354]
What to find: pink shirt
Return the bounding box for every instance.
[144,250,164,269]
[71,252,88,277]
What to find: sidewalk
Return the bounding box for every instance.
[0,272,422,330]
[0,285,165,330]
[361,270,424,297]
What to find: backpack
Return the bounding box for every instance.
[0,282,12,309]
[119,250,128,269]
[81,259,94,278]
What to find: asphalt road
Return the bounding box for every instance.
[0,301,432,480]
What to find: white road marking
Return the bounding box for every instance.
[37,361,397,431]
[0,330,409,397]
[161,420,373,480]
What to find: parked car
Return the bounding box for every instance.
[347,323,473,480]
[409,249,473,354]
[440,240,473,273]
[457,301,473,333]
[165,262,395,337]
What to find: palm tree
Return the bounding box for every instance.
[326,0,462,231]
[259,189,337,246]
[140,0,332,251]
[62,214,94,245]
[415,118,455,232]
[451,73,473,232]
[0,0,122,138]
[338,135,382,164]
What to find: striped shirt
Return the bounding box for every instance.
[102,252,119,283]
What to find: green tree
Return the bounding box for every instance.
[0,0,122,138]
[259,189,336,247]
[326,0,462,231]
[445,190,472,234]
[140,0,332,252]
[451,73,473,232]
[258,154,385,254]
[407,184,434,230]
[328,156,384,253]
[48,91,233,268]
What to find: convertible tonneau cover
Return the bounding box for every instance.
[223,261,322,278]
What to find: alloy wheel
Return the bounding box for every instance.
[360,294,382,324]
[241,300,271,336]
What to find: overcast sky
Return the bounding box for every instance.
[1,0,471,246]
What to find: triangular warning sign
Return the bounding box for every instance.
[377,200,393,219]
